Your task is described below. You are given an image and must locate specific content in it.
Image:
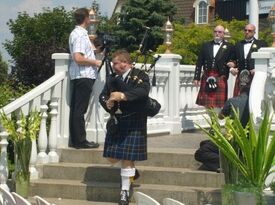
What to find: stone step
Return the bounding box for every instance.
[29,198,123,205]
[40,163,224,188]
[60,148,200,169]
[29,179,221,205]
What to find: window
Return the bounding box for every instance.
[193,0,209,24]
[198,1,208,24]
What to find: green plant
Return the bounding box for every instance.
[0,110,41,180]
[198,108,275,190]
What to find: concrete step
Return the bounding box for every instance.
[60,148,200,169]
[29,198,123,205]
[40,163,224,188]
[29,179,221,205]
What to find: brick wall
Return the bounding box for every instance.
[172,0,195,24]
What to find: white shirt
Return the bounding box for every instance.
[213,42,222,57]
[244,39,254,59]
[122,68,131,81]
[69,26,97,80]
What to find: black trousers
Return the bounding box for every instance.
[69,78,95,145]
[194,140,220,171]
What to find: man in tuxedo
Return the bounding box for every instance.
[194,25,235,109]
[230,24,267,96]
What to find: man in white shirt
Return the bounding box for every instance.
[230,24,267,96]
[69,8,102,149]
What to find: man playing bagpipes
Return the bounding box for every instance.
[99,50,152,205]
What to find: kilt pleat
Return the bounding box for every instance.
[103,112,147,161]
[196,70,227,108]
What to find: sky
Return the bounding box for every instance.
[0,0,117,63]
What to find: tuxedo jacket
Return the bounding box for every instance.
[194,40,235,81]
[235,39,267,72]
[99,68,150,114]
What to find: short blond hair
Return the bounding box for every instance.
[112,50,132,64]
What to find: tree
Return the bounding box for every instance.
[0,52,8,84]
[4,7,74,86]
[99,0,176,52]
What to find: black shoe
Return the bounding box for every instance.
[73,141,99,149]
[134,169,140,181]
[119,190,129,205]
[86,141,100,148]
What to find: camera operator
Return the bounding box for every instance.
[69,8,102,149]
[99,50,150,205]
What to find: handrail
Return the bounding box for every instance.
[2,71,66,115]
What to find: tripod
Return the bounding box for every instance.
[98,46,114,77]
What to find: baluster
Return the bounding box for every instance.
[0,124,9,191]
[158,77,165,114]
[186,81,192,109]
[48,93,59,163]
[37,100,49,164]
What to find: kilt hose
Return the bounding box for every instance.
[196,70,228,108]
[103,112,147,161]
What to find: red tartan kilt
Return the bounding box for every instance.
[196,71,227,108]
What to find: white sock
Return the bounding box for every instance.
[121,168,136,195]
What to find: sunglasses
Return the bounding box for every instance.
[244,29,254,32]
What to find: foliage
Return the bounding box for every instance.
[197,108,275,191]
[0,82,32,108]
[222,184,263,205]
[0,111,41,180]
[98,0,176,52]
[156,19,273,64]
[4,7,74,86]
[0,53,8,84]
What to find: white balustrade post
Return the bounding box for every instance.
[248,0,259,38]
[0,124,9,191]
[258,47,275,186]
[52,53,70,148]
[249,51,272,122]
[85,60,106,143]
[37,100,49,164]
[48,86,59,163]
[157,54,182,134]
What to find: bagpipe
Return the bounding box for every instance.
[99,26,161,118]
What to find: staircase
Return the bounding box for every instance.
[29,133,224,205]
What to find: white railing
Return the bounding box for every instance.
[249,47,275,186]
[0,53,70,190]
[0,52,213,190]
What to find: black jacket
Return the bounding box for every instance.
[194,40,235,81]
[99,68,150,114]
[235,39,267,71]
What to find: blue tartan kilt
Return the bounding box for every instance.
[103,112,147,161]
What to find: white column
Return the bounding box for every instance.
[249,51,272,122]
[48,86,59,163]
[85,61,106,143]
[249,0,259,38]
[29,140,38,179]
[157,54,182,134]
[52,53,70,148]
[37,100,49,164]
[0,124,9,191]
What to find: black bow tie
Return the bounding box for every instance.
[213,42,221,45]
[245,39,253,44]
